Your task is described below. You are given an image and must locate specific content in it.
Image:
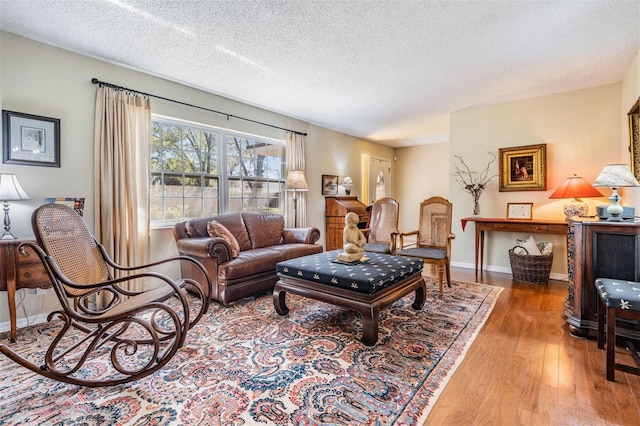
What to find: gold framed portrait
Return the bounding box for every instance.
[499,144,547,192]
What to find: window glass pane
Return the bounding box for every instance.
[151,117,284,225]
[163,198,184,221]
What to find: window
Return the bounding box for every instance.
[151,116,286,227]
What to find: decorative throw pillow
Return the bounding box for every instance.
[514,236,542,256]
[537,241,554,256]
[207,220,240,258]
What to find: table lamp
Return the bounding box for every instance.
[549,175,603,220]
[285,170,309,228]
[0,173,30,239]
[341,176,353,195]
[592,164,640,222]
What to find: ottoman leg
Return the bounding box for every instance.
[273,283,290,316]
[597,298,605,350]
[412,280,426,310]
[606,307,616,381]
[360,305,380,346]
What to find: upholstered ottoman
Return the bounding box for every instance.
[274,250,425,345]
[595,278,640,381]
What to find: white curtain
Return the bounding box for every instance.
[286,132,307,227]
[94,86,151,292]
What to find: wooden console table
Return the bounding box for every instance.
[0,238,51,342]
[461,217,568,276]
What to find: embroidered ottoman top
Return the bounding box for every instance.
[276,250,423,294]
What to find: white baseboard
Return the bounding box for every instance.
[0,313,50,334]
[450,261,568,282]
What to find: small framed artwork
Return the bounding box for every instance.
[45,197,85,216]
[498,144,546,191]
[322,174,338,196]
[2,110,60,167]
[507,202,533,220]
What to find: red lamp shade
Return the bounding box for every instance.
[549,175,603,220]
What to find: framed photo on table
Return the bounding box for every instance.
[507,202,533,220]
[2,110,60,167]
[499,144,546,191]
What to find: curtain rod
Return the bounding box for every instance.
[91,78,307,136]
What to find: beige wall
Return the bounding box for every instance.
[449,83,623,277]
[0,32,391,329]
[393,142,449,232]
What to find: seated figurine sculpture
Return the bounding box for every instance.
[337,212,367,262]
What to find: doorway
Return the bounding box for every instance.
[369,156,391,204]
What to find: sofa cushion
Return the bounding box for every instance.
[243,213,284,249]
[218,248,284,281]
[207,220,240,258]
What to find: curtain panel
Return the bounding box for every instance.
[94,87,151,293]
[286,132,307,228]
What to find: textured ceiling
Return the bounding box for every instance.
[1,0,639,147]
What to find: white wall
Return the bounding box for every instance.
[0,32,391,329]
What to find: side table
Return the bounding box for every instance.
[0,238,51,342]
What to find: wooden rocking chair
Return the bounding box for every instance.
[0,203,210,387]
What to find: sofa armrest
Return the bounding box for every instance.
[175,237,233,265]
[283,227,321,245]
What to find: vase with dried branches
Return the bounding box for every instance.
[454,153,497,217]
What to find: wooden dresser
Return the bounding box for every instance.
[0,238,51,342]
[566,219,640,339]
[325,197,369,251]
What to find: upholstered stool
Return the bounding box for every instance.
[595,278,640,381]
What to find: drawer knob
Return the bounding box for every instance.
[24,272,31,278]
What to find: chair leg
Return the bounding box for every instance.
[606,307,617,381]
[436,264,444,299]
[445,261,452,288]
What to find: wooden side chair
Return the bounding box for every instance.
[0,203,210,387]
[395,197,455,298]
[362,197,399,254]
[595,278,640,381]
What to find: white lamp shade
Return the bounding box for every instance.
[285,170,309,191]
[0,173,30,201]
[593,164,640,188]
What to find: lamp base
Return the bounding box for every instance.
[563,199,588,220]
[606,188,624,222]
[1,231,17,240]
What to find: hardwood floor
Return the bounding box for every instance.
[425,267,640,426]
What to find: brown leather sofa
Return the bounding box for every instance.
[174,212,322,305]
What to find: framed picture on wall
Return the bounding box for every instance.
[498,144,546,191]
[322,174,338,196]
[629,97,640,179]
[2,110,60,167]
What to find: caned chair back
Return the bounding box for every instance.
[417,197,452,251]
[32,203,110,297]
[367,197,399,244]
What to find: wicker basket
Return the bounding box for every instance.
[508,244,553,284]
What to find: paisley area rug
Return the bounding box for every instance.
[0,279,501,425]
